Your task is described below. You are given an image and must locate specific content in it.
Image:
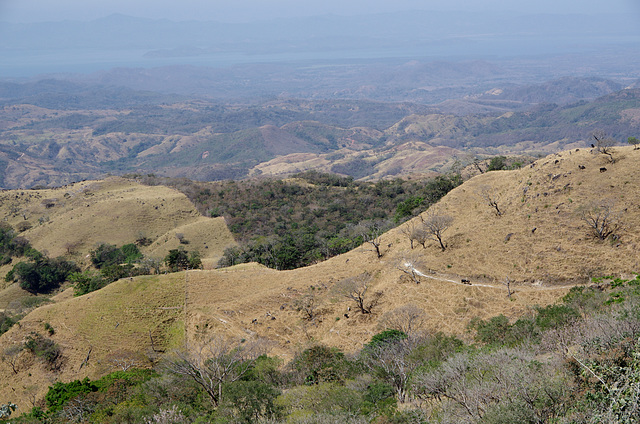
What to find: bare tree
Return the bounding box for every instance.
[64,240,82,255]
[502,276,514,300]
[2,345,22,374]
[294,292,319,321]
[145,405,187,424]
[473,158,486,174]
[335,272,383,314]
[396,252,425,284]
[422,212,453,251]
[357,221,388,259]
[580,201,622,240]
[23,385,39,408]
[164,336,266,406]
[361,335,424,403]
[592,130,616,160]
[107,349,145,371]
[479,187,503,217]
[413,348,568,422]
[379,304,426,336]
[400,220,424,250]
[60,397,96,423]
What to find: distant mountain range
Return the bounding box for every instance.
[0,76,638,189]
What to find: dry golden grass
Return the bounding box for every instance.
[0,274,185,409]
[250,142,461,180]
[0,177,236,270]
[1,147,639,408]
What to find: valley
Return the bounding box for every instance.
[0,146,639,421]
[1,10,640,418]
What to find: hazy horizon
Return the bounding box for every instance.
[1,0,639,23]
[0,0,639,81]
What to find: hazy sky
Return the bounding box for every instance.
[1,0,639,22]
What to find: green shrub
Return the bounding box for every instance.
[11,257,79,294]
[487,156,508,171]
[469,314,511,345]
[220,380,282,424]
[94,368,157,392]
[24,332,62,369]
[70,270,108,296]
[45,377,98,413]
[362,381,397,416]
[20,296,52,309]
[165,248,201,272]
[291,345,353,385]
[0,312,16,336]
[366,329,408,349]
[120,243,142,263]
[394,196,424,223]
[411,332,465,366]
[44,322,54,336]
[276,382,365,418]
[534,304,580,331]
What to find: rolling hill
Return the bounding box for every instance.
[1,146,639,408]
[0,90,637,188]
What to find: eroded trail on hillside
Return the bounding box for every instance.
[406,262,578,291]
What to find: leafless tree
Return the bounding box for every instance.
[379,304,426,336]
[108,350,145,371]
[175,233,188,244]
[477,186,504,216]
[592,130,616,160]
[361,335,424,403]
[2,345,22,374]
[60,397,96,424]
[396,252,425,284]
[23,385,39,408]
[502,276,514,299]
[335,272,383,314]
[164,336,266,406]
[580,201,622,240]
[144,405,187,424]
[473,158,486,174]
[64,240,82,255]
[482,190,503,216]
[422,212,453,251]
[400,220,424,250]
[413,348,569,422]
[355,220,388,258]
[294,293,319,321]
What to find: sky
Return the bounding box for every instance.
[1,0,639,22]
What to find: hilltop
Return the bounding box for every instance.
[1,146,639,408]
[0,177,236,281]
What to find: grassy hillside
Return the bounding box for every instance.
[1,147,638,409]
[0,177,236,266]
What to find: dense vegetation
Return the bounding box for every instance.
[8,275,640,423]
[140,171,462,270]
[2,223,79,294]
